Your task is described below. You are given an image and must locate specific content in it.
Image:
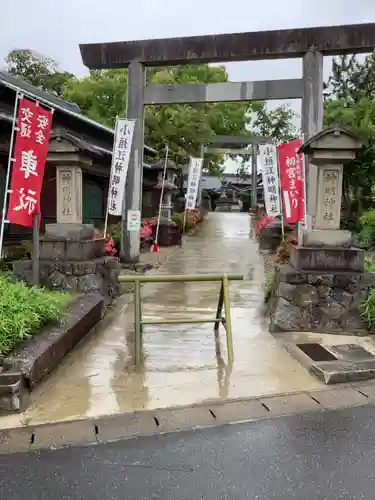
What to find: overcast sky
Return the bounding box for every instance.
[1,0,375,172]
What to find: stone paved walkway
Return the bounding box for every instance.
[3,212,375,430]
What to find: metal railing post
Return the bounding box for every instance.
[118,272,243,366]
[222,274,234,365]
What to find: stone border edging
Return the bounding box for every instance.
[0,293,104,397]
[2,382,375,454]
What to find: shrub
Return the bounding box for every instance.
[358,210,375,248]
[172,209,204,232]
[365,254,375,272]
[254,215,274,236]
[0,275,71,356]
[361,288,375,332]
[276,235,298,264]
[108,223,121,249]
[262,269,275,304]
[1,240,32,264]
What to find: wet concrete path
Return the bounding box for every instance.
[5,213,327,427]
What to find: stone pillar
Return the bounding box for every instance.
[56,166,83,223]
[121,61,145,262]
[302,50,324,231]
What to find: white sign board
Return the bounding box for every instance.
[258,144,281,217]
[127,209,141,231]
[108,118,136,216]
[185,157,203,210]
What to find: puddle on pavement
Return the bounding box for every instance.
[1,213,328,428]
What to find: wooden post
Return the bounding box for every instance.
[32,212,40,286]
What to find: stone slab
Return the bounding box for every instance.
[45,223,94,240]
[1,293,104,391]
[153,406,215,432]
[93,412,157,443]
[326,344,375,361]
[39,238,105,261]
[259,393,321,415]
[30,419,97,451]
[311,359,375,384]
[0,427,33,454]
[356,382,375,399]
[304,229,352,247]
[309,388,369,410]
[290,246,364,272]
[209,399,269,422]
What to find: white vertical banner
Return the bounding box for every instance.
[258,144,281,217]
[185,157,203,210]
[107,118,136,216]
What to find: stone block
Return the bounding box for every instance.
[309,388,369,409]
[270,297,302,332]
[327,344,375,361]
[0,372,30,413]
[30,419,97,451]
[291,246,365,272]
[311,359,375,384]
[39,238,105,262]
[209,399,269,423]
[94,411,157,443]
[153,406,215,432]
[259,393,321,415]
[0,427,33,454]
[304,229,352,247]
[293,284,319,307]
[45,223,94,240]
[278,264,308,284]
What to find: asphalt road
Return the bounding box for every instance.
[2,406,375,499]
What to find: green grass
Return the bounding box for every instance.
[0,274,72,356]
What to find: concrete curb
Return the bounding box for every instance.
[2,382,375,455]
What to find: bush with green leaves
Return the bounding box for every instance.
[361,288,375,332]
[0,275,71,356]
[358,210,375,248]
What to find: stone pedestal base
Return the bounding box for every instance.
[290,246,365,272]
[303,229,352,247]
[12,257,120,305]
[10,222,121,306]
[45,223,94,240]
[269,245,374,335]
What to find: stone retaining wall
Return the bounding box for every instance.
[269,264,375,334]
[11,257,120,305]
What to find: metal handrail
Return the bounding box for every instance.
[118,272,243,367]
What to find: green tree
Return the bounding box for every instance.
[326,54,375,102]
[5,50,296,175]
[63,64,252,172]
[324,53,375,224]
[5,49,74,96]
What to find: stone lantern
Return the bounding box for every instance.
[151,159,181,245]
[300,127,364,247]
[269,126,373,335]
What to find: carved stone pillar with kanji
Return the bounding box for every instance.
[56,166,83,224]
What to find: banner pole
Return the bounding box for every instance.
[104,116,119,238]
[155,145,169,246]
[32,212,40,285]
[182,156,192,236]
[275,141,285,241]
[0,92,20,259]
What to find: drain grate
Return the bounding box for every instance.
[296,343,338,362]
